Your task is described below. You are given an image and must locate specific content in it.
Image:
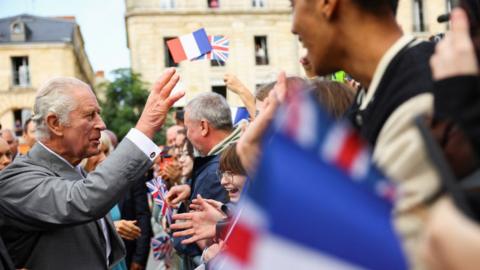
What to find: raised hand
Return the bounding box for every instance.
[237,71,286,172]
[430,8,479,80]
[136,68,185,139]
[166,184,191,206]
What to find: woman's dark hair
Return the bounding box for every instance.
[311,80,355,119]
[185,139,194,158]
[219,143,246,176]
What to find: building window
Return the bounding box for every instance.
[208,0,219,8]
[12,23,22,34]
[160,0,175,9]
[212,85,227,98]
[210,59,225,67]
[254,36,269,65]
[252,0,265,7]
[413,0,426,32]
[164,37,178,67]
[11,56,30,87]
[12,109,32,136]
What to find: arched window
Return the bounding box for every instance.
[12,23,22,34]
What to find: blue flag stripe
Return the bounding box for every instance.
[251,133,407,270]
[193,29,212,54]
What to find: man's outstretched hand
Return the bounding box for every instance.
[136,68,185,139]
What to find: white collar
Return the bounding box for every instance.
[37,141,82,173]
[360,35,417,110]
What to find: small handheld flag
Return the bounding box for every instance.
[146,178,173,224]
[167,28,212,63]
[195,35,230,63]
[151,235,173,261]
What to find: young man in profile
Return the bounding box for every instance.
[290,0,438,267]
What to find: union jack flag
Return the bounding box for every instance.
[146,178,173,224]
[151,235,173,261]
[194,35,229,63]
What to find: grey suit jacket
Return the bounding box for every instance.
[0,138,153,270]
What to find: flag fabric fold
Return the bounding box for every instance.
[194,35,229,63]
[215,90,407,270]
[167,28,212,63]
[146,177,173,224]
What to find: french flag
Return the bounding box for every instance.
[167,28,212,63]
[213,91,406,269]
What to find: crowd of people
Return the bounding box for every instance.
[0,0,480,269]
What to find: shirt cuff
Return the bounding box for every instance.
[125,128,160,161]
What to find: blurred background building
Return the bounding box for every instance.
[0,0,456,129]
[397,0,452,38]
[0,14,94,131]
[124,0,452,106]
[124,0,298,106]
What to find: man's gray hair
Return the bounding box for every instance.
[32,77,91,141]
[186,92,232,131]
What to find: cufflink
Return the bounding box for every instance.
[150,152,156,159]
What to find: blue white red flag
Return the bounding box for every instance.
[146,178,173,224]
[151,235,173,261]
[166,28,212,63]
[194,35,229,62]
[213,90,406,269]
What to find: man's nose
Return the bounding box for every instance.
[95,115,107,131]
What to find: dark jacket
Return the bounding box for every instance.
[434,76,480,155]
[118,175,153,268]
[0,214,14,270]
[346,39,435,147]
[173,155,229,262]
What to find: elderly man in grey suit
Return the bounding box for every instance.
[0,68,183,270]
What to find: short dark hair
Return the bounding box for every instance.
[351,0,398,15]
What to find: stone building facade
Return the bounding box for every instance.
[125,0,453,106]
[0,14,94,130]
[125,0,297,106]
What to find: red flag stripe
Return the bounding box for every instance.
[336,131,363,173]
[167,38,187,63]
[225,222,257,265]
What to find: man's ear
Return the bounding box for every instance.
[45,113,64,137]
[319,0,339,20]
[200,119,209,137]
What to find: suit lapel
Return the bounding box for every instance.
[29,143,84,181]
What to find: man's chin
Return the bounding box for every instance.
[84,149,100,158]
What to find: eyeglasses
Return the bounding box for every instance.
[217,170,234,182]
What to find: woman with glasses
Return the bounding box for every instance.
[218,143,247,203]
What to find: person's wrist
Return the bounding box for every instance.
[135,122,155,139]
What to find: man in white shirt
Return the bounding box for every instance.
[0,68,183,270]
